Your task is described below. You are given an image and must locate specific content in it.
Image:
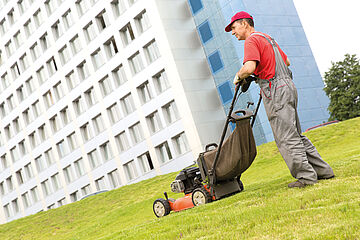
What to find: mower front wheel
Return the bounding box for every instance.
[153,198,170,218]
[192,188,212,206]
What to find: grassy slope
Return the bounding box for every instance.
[0,118,359,240]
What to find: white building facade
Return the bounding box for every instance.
[0,0,225,223]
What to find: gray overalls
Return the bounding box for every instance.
[252,33,334,184]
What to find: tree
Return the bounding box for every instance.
[324,54,360,121]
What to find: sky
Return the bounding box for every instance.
[293,0,360,76]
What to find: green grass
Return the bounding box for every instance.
[1,118,359,240]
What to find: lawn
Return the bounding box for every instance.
[0,117,359,240]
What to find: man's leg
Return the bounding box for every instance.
[261,78,318,185]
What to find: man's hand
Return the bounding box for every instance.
[233,73,241,85]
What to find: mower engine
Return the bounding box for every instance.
[170,167,202,194]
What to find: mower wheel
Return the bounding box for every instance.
[192,188,212,206]
[153,198,170,218]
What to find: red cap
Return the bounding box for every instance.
[225,11,253,32]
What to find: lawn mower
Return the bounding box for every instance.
[153,76,260,218]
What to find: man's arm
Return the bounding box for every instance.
[234,60,257,85]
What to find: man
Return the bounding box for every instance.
[225,11,334,188]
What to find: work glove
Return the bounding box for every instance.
[233,74,257,92]
[241,75,257,92]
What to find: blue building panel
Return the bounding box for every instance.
[188,0,204,15]
[208,50,225,74]
[198,20,214,44]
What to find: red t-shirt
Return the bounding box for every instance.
[243,32,288,80]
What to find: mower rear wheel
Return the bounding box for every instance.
[153,198,170,218]
[192,188,212,206]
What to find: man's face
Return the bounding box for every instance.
[231,20,246,41]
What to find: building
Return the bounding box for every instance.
[0,0,328,223]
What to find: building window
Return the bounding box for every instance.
[162,100,180,125]
[57,140,69,158]
[120,93,135,116]
[44,148,56,166]
[129,122,144,144]
[5,40,15,57]
[99,75,113,97]
[50,114,61,133]
[6,176,14,192]
[59,45,71,65]
[92,114,105,134]
[70,191,78,202]
[96,10,109,31]
[16,85,25,103]
[67,132,78,151]
[88,149,101,169]
[74,158,86,177]
[153,70,170,94]
[40,32,50,51]
[52,20,64,40]
[11,63,21,79]
[95,177,106,191]
[12,198,19,214]
[143,40,160,64]
[112,65,127,87]
[137,81,153,104]
[172,132,190,155]
[26,77,36,94]
[208,50,224,74]
[10,147,20,162]
[198,20,213,44]
[3,204,10,218]
[108,169,121,188]
[115,131,130,152]
[218,81,233,104]
[84,87,97,107]
[33,9,44,27]
[2,73,11,90]
[104,37,118,59]
[138,152,154,173]
[1,154,9,170]
[66,70,80,89]
[62,9,74,30]
[80,122,93,141]
[107,103,122,124]
[29,131,38,148]
[58,198,66,207]
[41,179,52,196]
[16,169,24,185]
[81,184,91,196]
[70,35,82,55]
[47,57,58,76]
[18,0,29,14]
[156,141,172,163]
[73,96,86,115]
[7,94,16,112]
[22,108,32,125]
[77,61,90,80]
[19,54,30,71]
[24,19,35,37]
[30,187,39,203]
[120,23,135,46]
[51,173,61,191]
[53,81,64,100]
[188,0,203,15]
[100,141,113,161]
[45,0,57,15]
[24,163,34,179]
[60,107,71,125]
[38,124,48,142]
[22,192,31,208]
[146,111,163,134]
[123,160,138,181]
[134,10,150,34]
[36,66,47,84]
[83,21,97,42]
[128,51,144,75]
[63,165,75,183]
[91,48,105,70]
[30,42,41,60]
[13,31,24,48]
[111,0,126,18]
[76,0,91,16]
